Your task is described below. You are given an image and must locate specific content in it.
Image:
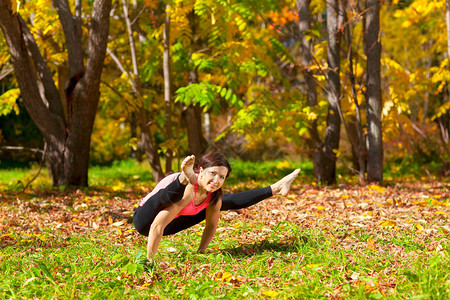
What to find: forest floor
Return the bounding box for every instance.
[0,169,449,299]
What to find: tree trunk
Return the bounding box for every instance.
[117,0,164,181]
[439,1,450,157]
[180,11,209,157]
[319,0,342,184]
[182,70,208,156]
[364,0,383,183]
[297,0,322,182]
[0,0,112,186]
[163,4,173,173]
[343,0,366,182]
[137,109,164,182]
[182,105,208,156]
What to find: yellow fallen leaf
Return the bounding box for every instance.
[369,185,386,193]
[222,272,232,282]
[379,200,393,207]
[367,238,375,244]
[262,290,279,298]
[302,264,321,269]
[36,234,46,241]
[316,206,325,210]
[379,220,397,227]
[413,201,428,206]
[414,224,424,231]
[431,199,444,206]
[435,211,446,215]
[367,243,376,251]
[360,211,374,219]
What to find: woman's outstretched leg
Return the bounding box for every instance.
[222,168,301,210]
[163,169,301,235]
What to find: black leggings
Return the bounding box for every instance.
[133,176,272,236]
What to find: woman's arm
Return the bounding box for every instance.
[147,195,191,260]
[198,198,222,252]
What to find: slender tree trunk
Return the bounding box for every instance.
[297,0,322,181]
[181,11,208,157]
[319,0,342,184]
[137,109,164,182]
[440,0,450,157]
[163,4,173,172]
[364,0,383,183]
[343,1,366,182]
[0,0,112,186]
[182,69,208,156]
[118,0,164,181]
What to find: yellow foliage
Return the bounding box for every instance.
[10,0,21,13]
[0,88,20,115]
[276,160,292,170]
[310,0,326,15]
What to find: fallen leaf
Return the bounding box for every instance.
[431,199,444,206]
[267,256,274,270]
[262,290,279,298]
[414,224,424,231]
[369,185,386,193]
[379,220,397,227]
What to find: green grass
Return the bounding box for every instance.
[0,158,309,191]
[0,159,449,299]
[1,223,448,299]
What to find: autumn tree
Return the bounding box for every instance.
[105,0,165,181]
[381,0,450,172]
[297,0,321,178]
[296,0,343,184]
[364,0,383,183]
[174,0,286,154]
[316,0,343,184]
[0,0,111,186]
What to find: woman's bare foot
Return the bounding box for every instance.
[179,155,197,185]
[270,169,301,196]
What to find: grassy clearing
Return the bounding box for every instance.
[0,160,449,299]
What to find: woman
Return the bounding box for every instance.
[133,152,300,260]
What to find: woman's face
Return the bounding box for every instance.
[198,166,228,192]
